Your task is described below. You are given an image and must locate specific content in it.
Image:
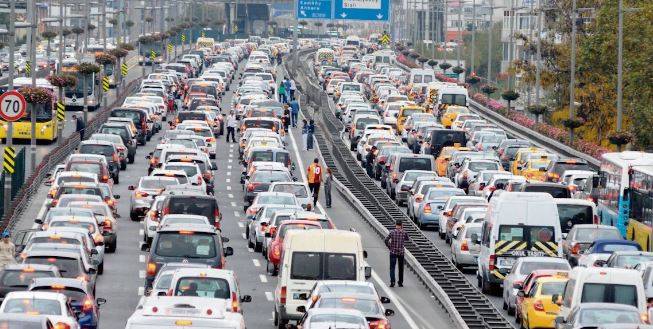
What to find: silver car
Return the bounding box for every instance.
[247,203,300,252]
[450,223,482,270]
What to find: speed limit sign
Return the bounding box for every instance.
[0,90,27,122]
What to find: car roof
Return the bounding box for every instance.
[3,264,58,272]
[157,223,216,234]
[30,277,88,290]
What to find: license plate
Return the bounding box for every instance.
[497,257,516,268]
[167,308,200,316]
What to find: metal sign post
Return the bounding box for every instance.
[3,0,16,215]
[28,0,37,173]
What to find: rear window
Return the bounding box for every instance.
[165,165,198,177]
[59,187,100,196]
[31,287,87,304]
[178,112,207,121]
[441,94,467,106]
[523,185,570,198]
[598,243,641,253]
[257,195,296,206]
[398,158,432,172]
[575,228,621,242]
[291,252,356,281]
[25,257,80,278]
[498,225,555,244]
[614,254,653,268]
[141,179,179,189]
[111,110,141,124]
[519,261,569,273]
[174,277,230,298]
[552,162,591,175]
[0,319,46,329]
[273,185,308,198]
[166,198,216,221]
[557,204,594,233]
[244,120,276,130]
[539,281,566,295]
[252,171,290,183]
[79,144,114,157]
[468,162,499,172]
[3,298,61,315]
[155,232,217,258]
[1,270,55,287]
[578,308,640,325]
[355,118,380,129]
[317,297,380,315]
[251,151,273,162]
[581,283,638,306]
[278,224,320,238]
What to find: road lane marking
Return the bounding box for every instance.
[139,255,145,263]
[226,178,231,183]
[238,222,244,228]
[137,287,144,296]
[288,126,326,214]
[139,270,145,279]
[241,233,246,239]
[252,259,260,267]
[234,211,240,217]
[370,271,421,329]
[230,201,237,207]
[259,274,268,283]
[139,229,144,237]
[227,171,231,176]
[229,194,234,199]
[265,292,273,301]
[227,186,232,190]
[227,165,232,169]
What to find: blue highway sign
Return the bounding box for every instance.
[334,0,390,21]
[297,0,332,19]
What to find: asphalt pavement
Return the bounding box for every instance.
[8,58,456,329]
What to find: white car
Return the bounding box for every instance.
[161,162,207,193]
[0,291,80,329]
[268,182,313,210]
[126,297,245,329]
[167,268,252,313]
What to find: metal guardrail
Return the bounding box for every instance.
[0,77,142,229]
[291,48,513,329]
[392,60,600,169]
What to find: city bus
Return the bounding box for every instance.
[596,152,653,238]
[0,77,59,142]
[61,58,100,110]
[627,165,653,251]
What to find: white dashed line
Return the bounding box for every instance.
[228,194,234,199]
[137,287,144,296]
[139,270,145,279]
[265,292,273,301]
[139,255,146,263]
[227,165,232,169]
[238,222,244,228]
[252,259,261,267]
[228,159,233,163]
[230,201,237,207]
[234,211,240,217]
[259,274,268,283]
[241,233,246,239]
[139,229,144,237]
[226,186,232,190]
[227,166,233,171]
[226,178,231,183]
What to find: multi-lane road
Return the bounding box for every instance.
[11,57,456,329]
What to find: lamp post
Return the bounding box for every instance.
[3,0,16,213]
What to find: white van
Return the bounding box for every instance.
[477,192,562,293]
[438,84,469,109]
[273,230,371,327]
[126,296,246,329]
[557,267,646,322]
[409,68,436,84]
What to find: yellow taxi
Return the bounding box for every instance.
[440,105,470,128]
[435,145,470,176]
[520,157,552,182]
[396,105,427,135]
[519,274,569,329]
[511,147,547,175]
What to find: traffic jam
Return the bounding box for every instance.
[1,33,653,329]
[314,35,653,329]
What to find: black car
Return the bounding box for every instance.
[22,250,97,294]
[545,158,592,183]
[161,193,222,230]
[109,108,150,144]
[426,129,467,157]
[0,264,61,303]
[78,141,121,181]
[141,223,232,288]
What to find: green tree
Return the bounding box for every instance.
[461,23,502,82]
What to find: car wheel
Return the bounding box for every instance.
[111,239,117,253]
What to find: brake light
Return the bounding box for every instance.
[489,254,496,271]
[147,261,157,276]
[461,240,469,251]
[102,175,109,182]
[136,191,149,198]
[103,219,112,230]
[82,298,94,312]
[117,146,125,152]
[571,242,581,255]
[533,299,545,311]
[231,292,240,312]
[280,286,287,304]
[206,137,216,143]
[93,234,104,244]
[424,204,432,214]
[54,323,70,329]
[370,319,389,329]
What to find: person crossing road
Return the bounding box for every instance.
[307,158,323,206]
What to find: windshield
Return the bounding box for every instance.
[174,277,230,298]
[273,185,308,198]
[166,198,216,221]
[155,232,217,258]
[575,228,621,242]
[581,283,638,306]
[0,270,55,287]
[578,308,640,325]
[25,257,80,278]
[291,252,356,281]
[498,225,555,243]
[3,298,61,315]
[318,297,380,316]
[558,205,594,233]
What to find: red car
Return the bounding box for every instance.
[266,220,322,275]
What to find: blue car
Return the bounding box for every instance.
[28,277,106,329]
[414,189,466,230]
[578,239,642,267]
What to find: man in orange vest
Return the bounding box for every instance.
[307,158,323,206]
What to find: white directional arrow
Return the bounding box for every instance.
[300,10,307,16]
[340,12,347,18]
[376,13,384,19]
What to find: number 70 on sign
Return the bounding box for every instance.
[0,90,27,122]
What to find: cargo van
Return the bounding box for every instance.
[409,69,435,84]
[556,267,646,323]
[273,230,371,327]
[477,192,562,293]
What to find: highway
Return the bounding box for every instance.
[10,57,456,329]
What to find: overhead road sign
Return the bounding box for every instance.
[296,0,332,19]
[0,90,27,122]
[334,0,390,21]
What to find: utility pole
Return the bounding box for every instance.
[57,1,65,145]
[507,0,515,90]
[4,0,16,214]
[486,0,494,84]
[569,0,577,143]
[29,0,37,173]
[616,0,624,133]
[534,0,543,119]
[457,0,462,68]
[84,0,90,53]
[470,0,476,73]
[526,0,534,107]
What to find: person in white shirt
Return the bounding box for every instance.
[226,111,238,143]
[289,79,297,100]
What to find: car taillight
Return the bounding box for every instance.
[424,204,431,214]
[117,146,125,152]
[489,254,496,271]
[146,261,157,276]
[93,234,104,244]
[571,242,581,255]
[231,292,240,312]
[206,137,216,143]
[370,319,389,329]
[103,219,112,231]
[82,298,94,312]
[54,322,70,329]
[461,240,469,251]
[280,286,287,304]
[593,214,600,224]
[136,191,149,198]
[533,300,545,311]
[102,175,109,183]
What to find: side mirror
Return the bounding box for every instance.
[384,309,395,317]
[380,296,391,304]
[593,259,606,267]
[296,305,306,313]
[34,219,43,224]
[140,243,150,252]
[240,295,252,303]
[113,194,121,199]
[364,266,372,279]
[554,316,565,325]
[128,185,135,191]
[157,291,167,296]
[96,298,107,306]
[224,246,234,256]
[517,290,525,298]
[513,282,523,290]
